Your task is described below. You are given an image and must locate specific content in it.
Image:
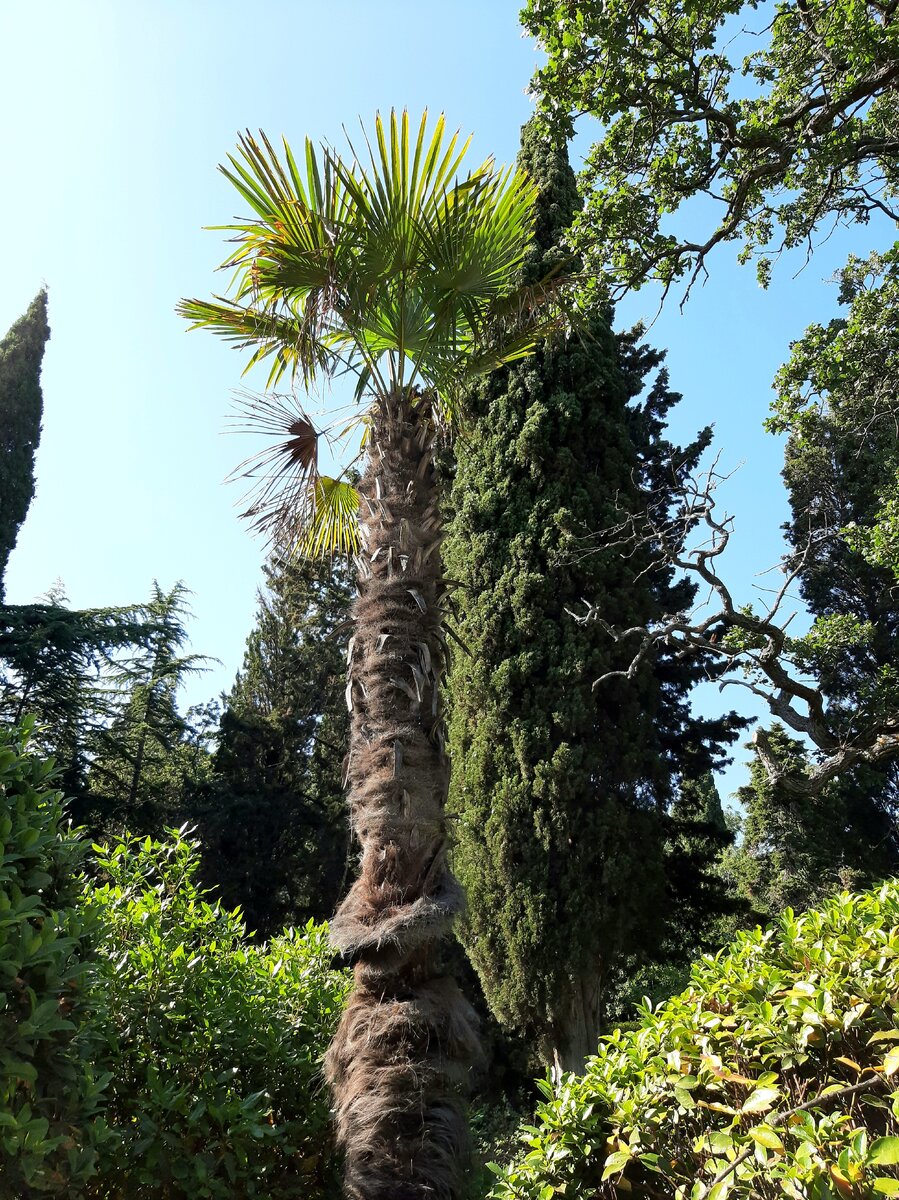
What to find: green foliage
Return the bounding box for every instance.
[0,585,194,813]
[752,248,899,888]
[85,581,210,834]
[788,616,876,677]
[491,878,899,1199]
[0,720,111,1195]
[522,0,899,297]
[0,290,49,599]
[657,775,746,982]
[768,248,899,441]
[179,110,556,554]
[181,110,542,395]
[445,120,739,1069]
[726,727,896,916]
[468,1099,530,1200]
[84,827,350,1199]
[771,251,899,687]
[846,487,899,582]
[194,555,351,938]
[771,247,899,712]
[601,777,747,1026]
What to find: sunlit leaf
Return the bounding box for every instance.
[871,1137,899,1166]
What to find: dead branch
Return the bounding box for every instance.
[573,457,899,796]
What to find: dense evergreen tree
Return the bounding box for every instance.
[0,585,166,805]
[603,771,747,1023]
[775,253,899,725]
[662,773,744,955]
[85,582,209,832]
[443,120,738,1071]
[0,290,50,599]
[193,556,352,940]
[730,253,899,907]
[726,725,897,914]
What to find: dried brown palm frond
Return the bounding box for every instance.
[227,390,322,537]
[227,389,363,554]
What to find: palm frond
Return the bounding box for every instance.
[227,392,323,537]
[298,476,360,556]
[183,109,570,551]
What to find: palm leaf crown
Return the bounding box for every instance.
[179,109,553,554]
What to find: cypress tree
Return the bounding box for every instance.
[0,290,50,599]
[194,555,352,938]
[443,120,737,1070]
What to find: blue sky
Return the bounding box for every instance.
[1,0,887,800]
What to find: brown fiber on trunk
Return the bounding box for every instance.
[325,390,479,1200]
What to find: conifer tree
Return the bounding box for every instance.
[443,120,737,1070]
[0,290,50,598]
[0,586,167,806]
[729,251,899,909]
[662,773,744,955]
[85,582,209,832]
[194,556,352,939]
[608,773,746,1016]
[726,725,893,914]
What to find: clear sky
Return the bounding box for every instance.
[0,0,886,801]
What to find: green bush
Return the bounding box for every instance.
[0,719,112,1195]
[83,828,349,1199]
[491,881,899,1199]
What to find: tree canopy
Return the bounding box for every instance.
[522,0,899,300]
[178,110,558,556]
[195,556,352,939]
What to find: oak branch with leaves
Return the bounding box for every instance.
[523,0,899,303]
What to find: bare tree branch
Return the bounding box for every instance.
[573,459,899,796]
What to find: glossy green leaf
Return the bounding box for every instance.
[871,1137,899,1166]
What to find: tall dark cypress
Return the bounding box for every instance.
[0,290,50,599]
[443,120,736,1071]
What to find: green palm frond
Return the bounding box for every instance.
[182,108,567,557]
[298,476,360,556]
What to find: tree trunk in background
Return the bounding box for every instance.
[546,970,603,1075]
[325,391,479,1200]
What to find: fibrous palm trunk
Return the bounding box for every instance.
[325,390,479,1200]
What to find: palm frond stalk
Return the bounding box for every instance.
[180,110,559,1200]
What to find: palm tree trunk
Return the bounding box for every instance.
[326,390,479,1200]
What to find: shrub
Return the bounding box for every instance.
[84,828,349,1199]
[0,719,111,1195]
[491,881,899,1199]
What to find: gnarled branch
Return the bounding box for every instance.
[574,456,899,796]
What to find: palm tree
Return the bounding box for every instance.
[179,110,554,1200]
